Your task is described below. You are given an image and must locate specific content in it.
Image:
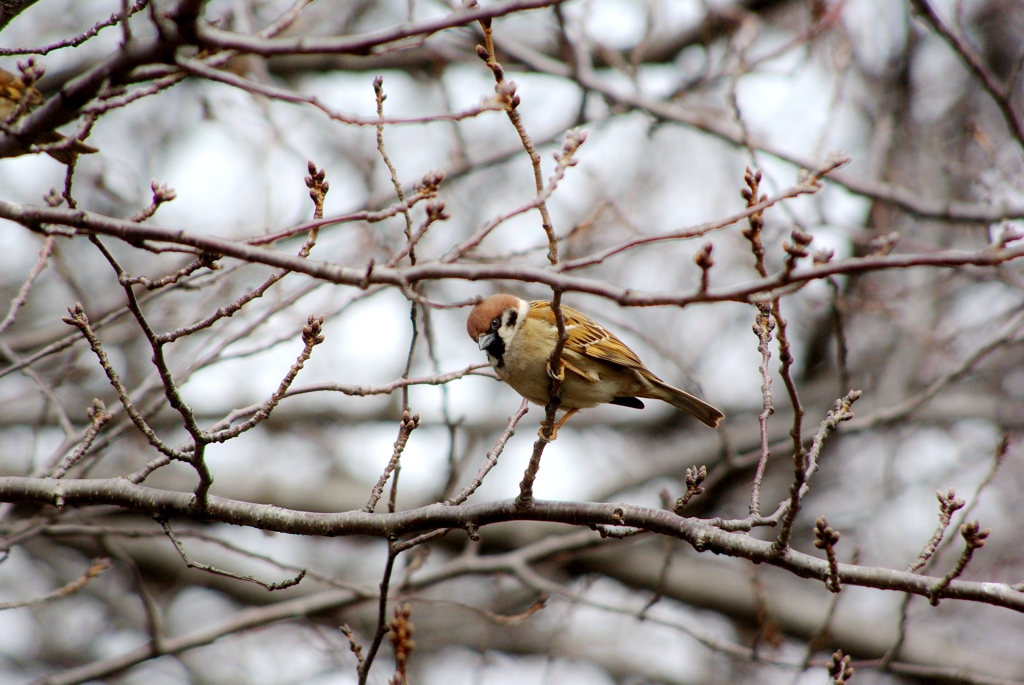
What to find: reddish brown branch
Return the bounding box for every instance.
[5,477,1024,612]
[7,202,1024,306]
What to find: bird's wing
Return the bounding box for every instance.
[0,69,43,110]
[530,301,648,372]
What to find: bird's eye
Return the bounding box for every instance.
[491,317,500,328]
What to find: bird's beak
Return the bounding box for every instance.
[477,332,495,351]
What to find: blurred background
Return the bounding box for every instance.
[1,0,1024,683]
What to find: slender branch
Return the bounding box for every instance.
[446,399,529,506]
[908,489,967,574]
[0,558,111,610]
[357,541,399,685]
[50,399,112,478]
[60,303,186,461]
[495,32,1024,223]
[159,519,305,591]
[927,521,990,605]
[247,190,437,246]
[749,304,775,516]
[101,538,164,653]
[846,309,1024,431]
[772,391,861,554]
[880,487,967,668]
[203,364,490,434]
[205,315,325,444]
[365,411,420,513]
[0,234,53,335]
[0,0,148,56]
[179,55,503,126]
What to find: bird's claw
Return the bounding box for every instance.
[538,424,559,441]
[545,360,565,382]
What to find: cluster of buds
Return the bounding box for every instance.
[304,161,329,219]
[813,515,840,549]
[44,186,62,207]
[960,520,991,551]
[560,128,587,158]
[414,168,446,195]
[425,199,450,223]
[937,487,966,522]
[828,649,854,685]
[87,397,112,428]
[673,464,707,513]
[741,167,768,273]
[740,167,766,232]
[388,604,416,685]
[814,515,842,592]
[151,179,177,205]
[301,314,326,347]
[17,58,44,86]
[783,228,814,275]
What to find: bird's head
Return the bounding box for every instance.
[467,294,525,361]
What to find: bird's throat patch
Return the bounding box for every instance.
[485,335,505,367]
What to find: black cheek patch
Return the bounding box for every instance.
[506,309,518,328]
[485,335,506,367]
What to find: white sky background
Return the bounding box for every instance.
[1,0,1022,683]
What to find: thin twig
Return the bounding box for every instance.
[61,303,186,461]
[749,304,775,515]
[446,399,529,505]
[0,0,148,55]
[772,391,861,555]
[357,541,399,685]
[160,519,305,591]
[476,14,559,264]
[365,411,420,513]
[515,290,569,508]
[0,558,111,610]
[50,399,112,478]
[205,315,325,444]
[0,235,53,335]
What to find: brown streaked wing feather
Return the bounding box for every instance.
[0,69,43,110]
[528,301,648,371]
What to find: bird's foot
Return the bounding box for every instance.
[538,408,579,441]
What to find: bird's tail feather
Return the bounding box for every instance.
[644,377,724,428]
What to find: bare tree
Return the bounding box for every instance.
[1,1,1024,684]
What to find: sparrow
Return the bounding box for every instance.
[0,67,98,164]
[467,294,723,437]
